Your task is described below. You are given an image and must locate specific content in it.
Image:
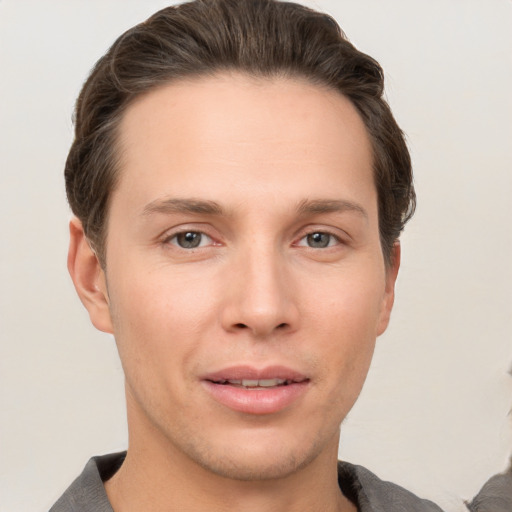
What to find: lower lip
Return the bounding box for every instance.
[202,381,309,415]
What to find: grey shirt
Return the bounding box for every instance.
[49,452,443,512]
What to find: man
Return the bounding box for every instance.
[50,0,443,510]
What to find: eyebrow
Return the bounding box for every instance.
[142,198,225,216]
[296,199,368,219]
[141,196,367,220]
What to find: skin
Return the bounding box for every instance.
[68,73,400,512]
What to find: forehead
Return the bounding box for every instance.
[113,73,375,214]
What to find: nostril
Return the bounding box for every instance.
[235,323,248,329]
[277,323,288,329]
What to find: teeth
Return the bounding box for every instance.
[241,379,259,387]
[224,378,287,388]
[257,378,286,387]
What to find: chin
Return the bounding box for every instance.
[194,448,315,482]
[176,425,334,482]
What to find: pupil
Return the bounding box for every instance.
[308,232,329,248]
[178,232,201,248]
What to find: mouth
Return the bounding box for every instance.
[201,366,310,415]
[207,377,306,389]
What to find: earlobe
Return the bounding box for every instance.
[67,218,114,334]
[377,242,401,336]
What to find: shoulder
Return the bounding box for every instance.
[49,452,125,512]
[338,461,444,512]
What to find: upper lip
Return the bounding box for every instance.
[202,365,309,383]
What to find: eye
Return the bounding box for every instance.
[297,232,340,248]
[168,231,212,249]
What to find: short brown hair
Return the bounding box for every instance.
[65,0,415,266]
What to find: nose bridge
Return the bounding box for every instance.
[222,237,297,337]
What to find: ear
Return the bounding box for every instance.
[67,217,114,334]
[376,241,401,336]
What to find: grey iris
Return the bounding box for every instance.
[177,232,202,248]
[307,233,331,248]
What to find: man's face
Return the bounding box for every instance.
[75,73,398,480]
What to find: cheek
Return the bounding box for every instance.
[311,264,386,342]
[306,265,385,398]
[107,265,218,381]
[314,308,377,426]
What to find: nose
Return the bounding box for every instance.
[220,246,299,338]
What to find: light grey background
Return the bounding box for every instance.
[1,1,511,511]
